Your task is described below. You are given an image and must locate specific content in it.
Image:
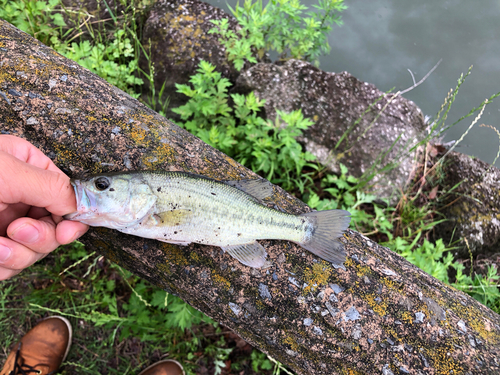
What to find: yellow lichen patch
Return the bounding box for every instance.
[53,143,78,165]
[142,142,176,168]
[255,299,266,309]
[283,335,299,352]
[342,368,365,375]
[0,67,18,85]
[381,277,402,292]
[423,345,462,375]
[468,315,500,344]
[401,311,413,324]
[156,262,171,275]
[211,270,231,291]
[364,294,388,317]
[355,264,371,278]
[222,155,247,176]
[130,123,149,146]
[190,251,201,263]
[160,243,188,266]
[343,257,355,269]
[303,262,332,294]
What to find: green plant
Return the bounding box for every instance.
[0,0,66,45]
[173,60,316,190]
[59,29,144,98]
[389,238,455,283]
[251,350,273,372]
[454,264,500,312]
[210,0,346,69]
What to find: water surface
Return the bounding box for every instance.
[206,0,500,165]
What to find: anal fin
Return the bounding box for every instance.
[157,239,191,246]
[221,241,268,268]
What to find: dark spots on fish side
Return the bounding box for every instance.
[237,233,242,237]
[109,188,115,192]
[211,192,216,196]
[175,223,180,226]
[164,234,167,236]
[301,218,305,224]
[157,187,161,192]
[161,221,164,224]
[174,231,178,234]
[218,227,221,230]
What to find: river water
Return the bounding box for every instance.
[206,0,500,166]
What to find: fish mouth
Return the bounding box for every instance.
[64,179,96,221]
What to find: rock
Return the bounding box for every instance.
[139,0,242,118]
[234,59,427,201]
[434,151,500,257]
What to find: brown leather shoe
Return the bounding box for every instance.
[1,316,72,375]
[138,359,185,375]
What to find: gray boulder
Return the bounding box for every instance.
[139,0,241,118]
[434,151,500,258]
[234,59,427,201]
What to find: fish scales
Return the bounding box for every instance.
[146,172,309,245]
[65,171,350,268]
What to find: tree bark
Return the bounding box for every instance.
[1,20,499,375]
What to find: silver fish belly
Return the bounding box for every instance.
[65,171,350,268]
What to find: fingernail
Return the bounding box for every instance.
[70,231,84,243]
[0,244,12,263]
[10,224,40,244]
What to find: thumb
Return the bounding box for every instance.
[0,151,76,216]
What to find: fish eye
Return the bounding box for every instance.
[95,177,110,191]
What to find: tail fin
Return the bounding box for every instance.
[298,210,351,265]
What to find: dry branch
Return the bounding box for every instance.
[1,20,499,375]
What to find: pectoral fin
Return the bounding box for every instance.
[221,241,268,268]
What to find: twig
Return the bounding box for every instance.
[400,59,443,95]
[407,69,416,86]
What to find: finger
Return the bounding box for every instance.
[0,203,30,236]
[0,236,44,273]
[0,267,22,281]
[6,217,61,254]
[55,220,89,244]
[0,135,61,174]
[27,206,51,220]
[0,152,76,216]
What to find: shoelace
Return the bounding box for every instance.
[9,342,55,375]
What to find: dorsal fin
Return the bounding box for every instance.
[223,179,273,200]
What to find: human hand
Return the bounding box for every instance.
[0,135,88,280]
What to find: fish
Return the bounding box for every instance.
[64,171,350,268]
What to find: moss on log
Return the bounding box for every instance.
[1,20,500,375]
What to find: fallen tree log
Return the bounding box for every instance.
[1,19,499,375]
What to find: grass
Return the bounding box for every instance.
[0,242,275,374]
[1,0,500,373]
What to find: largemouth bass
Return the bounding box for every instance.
[64,171,350,268]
